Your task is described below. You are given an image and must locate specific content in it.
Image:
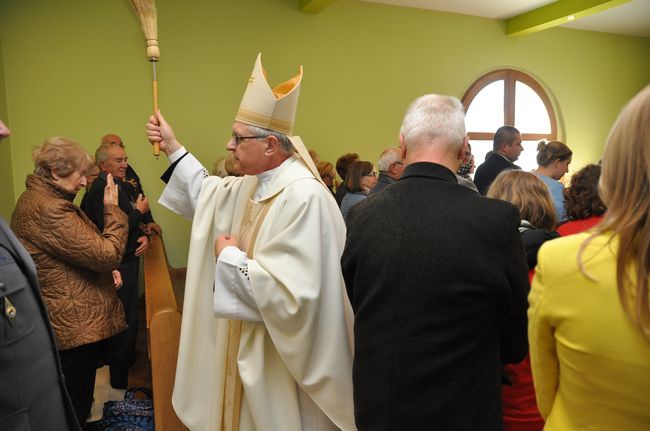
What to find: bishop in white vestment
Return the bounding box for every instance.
[146,54,356,431]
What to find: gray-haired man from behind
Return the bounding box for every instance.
[342,94,529,430]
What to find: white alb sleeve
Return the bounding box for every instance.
[158,148,211,220]
[213,246,263,321]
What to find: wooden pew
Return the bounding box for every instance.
[143,234,188,431]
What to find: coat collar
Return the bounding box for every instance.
[25,174,77,202]
[377,172,397,186]
[488,152,520,169]
[400,162,458,184]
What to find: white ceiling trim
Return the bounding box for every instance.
[359,0,650,38]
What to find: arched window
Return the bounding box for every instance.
[462,69,558,173]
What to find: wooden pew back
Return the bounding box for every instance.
[143,234,188,431]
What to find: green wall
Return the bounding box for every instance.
[0,0,648,265]
[0,31,14,221]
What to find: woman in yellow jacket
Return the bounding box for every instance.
[528,85,650,430]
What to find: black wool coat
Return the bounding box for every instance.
[81,172,145,261]
[123,164,155,225]
[342,162,529,431]
[473,153,521,195]
[0,217,80,431]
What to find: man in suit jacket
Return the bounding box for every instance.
[341,95,529,431]
[0,119,80,430]
[473,126,523,195]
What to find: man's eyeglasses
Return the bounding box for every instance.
[231,133,267,145]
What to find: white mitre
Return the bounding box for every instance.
[235,53,301,135]
[235,53,323,186]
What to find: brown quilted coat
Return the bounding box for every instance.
[11,174,128,350]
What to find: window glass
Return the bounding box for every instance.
[520,140,542,172]
[463,70,557,176]
[514,82,551,133]
[468,140,492,179]
[465,80,504,132]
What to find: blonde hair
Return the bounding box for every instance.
[33,137,92,179]
[487,170,557,230]
[212,154,240,177]
[580,85,650,341]
[317,161,335,181]
[308,149,321,165]
[212,158,227,177]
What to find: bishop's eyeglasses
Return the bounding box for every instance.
[231,133,267,146]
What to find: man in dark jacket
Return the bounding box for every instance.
[81,142,149,389]
[473,126,523,195]
[0,119,80,431]
[342,95,529,431]
[368,147,403,195]
[100,133,162,235]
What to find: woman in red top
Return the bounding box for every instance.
[557,164,606,236]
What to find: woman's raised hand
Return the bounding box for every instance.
[103,173,119,207]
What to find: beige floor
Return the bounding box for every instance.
[90,297,152,421]
[90,366,126,421]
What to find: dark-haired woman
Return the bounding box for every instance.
[340,161,377,221]
[557,163,606,236]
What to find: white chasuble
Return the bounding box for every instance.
[162,154,356,431]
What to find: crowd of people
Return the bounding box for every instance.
[1,125,160,428]
[1,53,649,431]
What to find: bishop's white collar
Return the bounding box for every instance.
[253,155,296,201]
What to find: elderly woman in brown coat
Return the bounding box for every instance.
[11,137,128,427]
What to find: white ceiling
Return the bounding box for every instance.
[360,0,650,38]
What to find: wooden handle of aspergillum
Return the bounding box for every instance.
[148,40,160,158]
[153,78,160,157]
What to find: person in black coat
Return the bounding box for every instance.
[368,147,403,195]
[81,142,149,389]
[473,126,523,195]
[100,133,162,236]
[0,119,80,431]
[341,95,529,431]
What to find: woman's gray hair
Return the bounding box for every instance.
[399,94,466,152]
[246,125,295,154]
[32,137,92,179]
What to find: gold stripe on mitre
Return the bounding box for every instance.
[236,108,294,136]
[235,53,303,135]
